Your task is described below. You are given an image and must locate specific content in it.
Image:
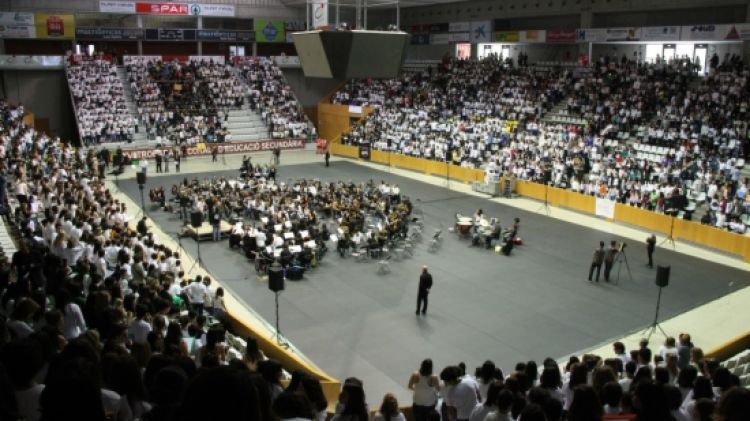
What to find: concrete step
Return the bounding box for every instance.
[226,122,266,130]
[228,127,268,136]
[232,133,268,141]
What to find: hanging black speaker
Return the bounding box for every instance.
[190,211,203,228]
[656,265,670,288]
[136,171,147,185]
[268,263,285,292]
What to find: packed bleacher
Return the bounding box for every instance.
[126,58,233,145]
[66,59,136,145]
[335,56,750,234]
[237,57,313,139]
[1,98,750,421]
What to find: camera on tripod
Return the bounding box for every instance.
[619,242,627,253]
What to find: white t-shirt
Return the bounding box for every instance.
[188,281,208,304]
[62,302,87,340]
[128,318,152,345]
[448,376,480,420]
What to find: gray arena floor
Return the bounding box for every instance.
[120,160,749,403]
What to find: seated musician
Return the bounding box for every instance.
[485,221,502,249]
[299,246,313,268]
[229,222,244,249]
[279,246,292,268]
[337,233,351,257]
[366,235,380,257]
[473,208,484,231]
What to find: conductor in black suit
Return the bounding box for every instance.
[417,266,433,315]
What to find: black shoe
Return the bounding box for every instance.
[416,310,420,315]
[421,311,426,315]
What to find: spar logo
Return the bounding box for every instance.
[262,22,278,41]
[190,4,201,15]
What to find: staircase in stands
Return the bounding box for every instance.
[115,65,150,147]
[221,106,268,142]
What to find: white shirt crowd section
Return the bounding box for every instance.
[66,60,135,145]
[334,56,750,232]
[237,57,312,139]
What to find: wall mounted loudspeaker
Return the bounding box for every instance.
[655,265,670,288]
[268,264,285,292]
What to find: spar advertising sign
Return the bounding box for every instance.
[121,139,305,160]
[99,1,235,17]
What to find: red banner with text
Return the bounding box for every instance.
[121,139,305,160]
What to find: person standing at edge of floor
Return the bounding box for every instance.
[588,241,605,283]
[417,266,432,315]
[646,234,656,268]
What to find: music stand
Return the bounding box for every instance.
[660,214,677,249]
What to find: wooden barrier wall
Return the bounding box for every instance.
[331,144,750,262]
[227,313,341,407]
[22,112,34,128]
[317,103,374,144]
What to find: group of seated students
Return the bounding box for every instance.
[126,57,233,145]
[66,58,136,145]
[236,57,313,139]
[336,55,750,234]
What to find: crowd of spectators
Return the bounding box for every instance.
[127,58,241,145]
[1,91,750,421]
[67,59,136,145]
[237,57,313,139]
[335,56,750,233]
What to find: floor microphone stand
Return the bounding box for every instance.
[274,291,289,348]
[536,182,551,215]
[187,236,205,274]
[641,285,668,340]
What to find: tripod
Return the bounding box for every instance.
[186,236,206,274]
[660,215,677,249]
[273,291,289,348]
[613,247,632,285]
[641,285,668,340]
[536,183,551,215]
[136,184,147,219]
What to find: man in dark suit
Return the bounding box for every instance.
[588,241,605,283]
[646,234,656,268]
[604,240,618,282]
[417,265,433,315]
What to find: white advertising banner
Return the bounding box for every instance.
[640,26,680,41]
[577,28,606,42]
[595,198,616,219]
[100,1,236,17]
[0,12,35,38]
[469,21,491,43]
[311,1,328,29]
[449,22,470,32]
[99,0,135,13]
[680,24,737,41]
